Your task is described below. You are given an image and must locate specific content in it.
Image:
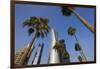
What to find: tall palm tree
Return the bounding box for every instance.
[32,43,44,64]
[21,16,50,64]
[53,39,70,63]
[61,6,94,33]
[67,26,87,62]
[75,42,87,62]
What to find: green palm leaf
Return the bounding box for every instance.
[67,26,76,36]
[23,18,31,27]
[75,42,81,51]
[78,56,82,62]
[23,16,50,40]
[63,52,69,59]
[61,6,75,16]
[28,28,34,35]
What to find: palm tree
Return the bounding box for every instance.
[53,39,70,63]
[67,26,87,62]
[61,6,94,33]
[67,26,78,42]
[32,43,44,64]
[21,16,50,64]
[75,42,81,51]
[75,42,87,62]
[78,56,82,62]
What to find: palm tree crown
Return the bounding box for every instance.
[21,16,50,64]
[67,26,87,62]
[67,26,76,36]
[23,16,50,38]
[75,42,81,51]
[61,6,75,16]
[78,56,82,62]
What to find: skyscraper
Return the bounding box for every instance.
[14,43,34,65]
[48,28,70,64]
[48,28,60,64]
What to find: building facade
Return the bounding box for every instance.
[48,28,70,64]
[14,44,32,65]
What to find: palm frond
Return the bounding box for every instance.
[28,28,34,35]
[61,6,75,16]
[23,16,50,38]
[43,19,48,24]
[78,56,82,62]
[30,16,39,24]
[40,18,48,24]
[63,52,69,59]
[75,42,81,51]
[23,17,37,27]
[67,26,76,36]
[36,32,40,38]
[53,41,60,49]
[23,18,31,27]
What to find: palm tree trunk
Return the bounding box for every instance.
[68,7,94,33]
[74,35,87,62]
[26,31,38,61]
[32,44,44,64]
[80,50,87,62]
[30,31,38,48]
[19,31,37,65]
[26,44,35,64]
[74,35,78,42]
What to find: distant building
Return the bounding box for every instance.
[14,44,34,65]
[48,29,60,64]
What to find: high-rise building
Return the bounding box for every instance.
[14,44,34,65]
[48,28,60,64]
[48,28,70,64]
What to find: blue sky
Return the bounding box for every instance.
[15,3,95,64]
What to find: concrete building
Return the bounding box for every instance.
[14,43,34,65]
[48,29,60,64]
[48,29,70,64]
